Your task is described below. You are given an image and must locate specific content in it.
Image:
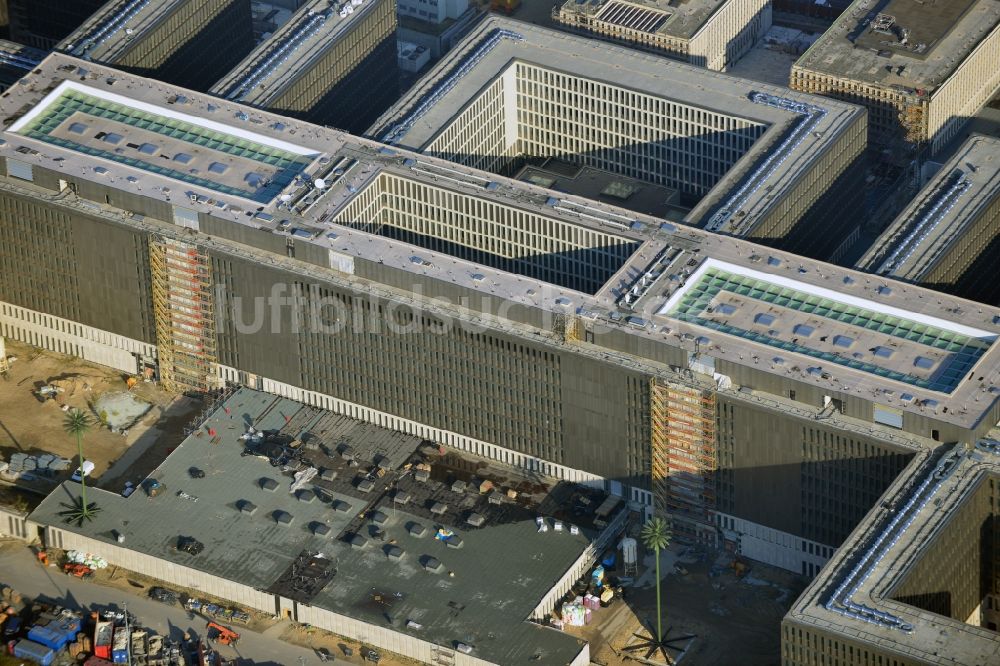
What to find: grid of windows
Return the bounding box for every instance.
[426,76,512,174]
[211,271,567,462]
[800,429,912,545]
[333,172,640,293]
[112,0,254,91]
[422,63,765,198]
[513,62,765,197]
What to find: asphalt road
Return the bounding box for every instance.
[0,543,321,665]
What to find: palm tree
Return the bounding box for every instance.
[641,516,672,642]
[59,409,100,525]
[623,515,694,664]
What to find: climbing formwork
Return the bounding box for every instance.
[149,237,217,392]
[650,378,718,544]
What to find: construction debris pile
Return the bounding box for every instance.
[67,550,110,570]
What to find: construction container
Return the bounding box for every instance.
[112,625,129,663]
[13,638,55,665]
[27,613,81,650]
[94,620,113,660]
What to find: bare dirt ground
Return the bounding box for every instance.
[0,340,198,492]
[569,544,805,666]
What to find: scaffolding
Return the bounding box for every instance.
[650,379,717,543]
[149,237,217,392]
[553,313,584,343]
[901,102,927,145]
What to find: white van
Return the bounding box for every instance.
[71,460,95,482]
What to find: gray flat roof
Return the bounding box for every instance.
[515,161,684,220]
[785,442,1000,666]
[1,52,999,428]
[555,0,728,40]
[858,134,1000,281]
[29,387,594,664]
[58,0,193,63]
[210,0,384,106]
[793,0,1000,92]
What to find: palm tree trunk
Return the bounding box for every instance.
[655,545,662,642]
[76,431,87,510]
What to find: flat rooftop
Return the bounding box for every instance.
[785,441,1000,666]
[555,0,729,40]
[8,80,318,204]
[369,17,863,238]
[659,258,995,394]
[793,0,1000,92]
[858,134,1000,282]
[210,0,384,106]
[1,52,998,428]
[29,387,602,664]
[515,160,684,220]
[58,0,191,63]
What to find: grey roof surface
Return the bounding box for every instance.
[793,0,1000,92]
[1,52,998,428]
[515,162,684,220]
[310,503,591,663]
[785,442,1000,666]
[554,0,728,40]
[58,0,194,63]
[32,389,375,590]
[210,0,386,106]
[29,387,593,664]
[858,134,1000,281]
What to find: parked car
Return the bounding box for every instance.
[70,460,95,482]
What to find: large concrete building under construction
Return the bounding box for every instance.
[370,18,868,262]
[57,0,254,92]
[857,134,1000,306]
[790,0,1000,153]
[783,440,1000,665]
[551,0,771,72]
[210,0,398,134]
[0,43,998,584]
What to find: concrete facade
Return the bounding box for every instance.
[0,52,997,581]
[552,0,772,72]
[58,0,255,92]
[790,0,1000,153]
[210,0,398,134]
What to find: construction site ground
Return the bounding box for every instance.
[571,543,805,665]
[0,340,199,493]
